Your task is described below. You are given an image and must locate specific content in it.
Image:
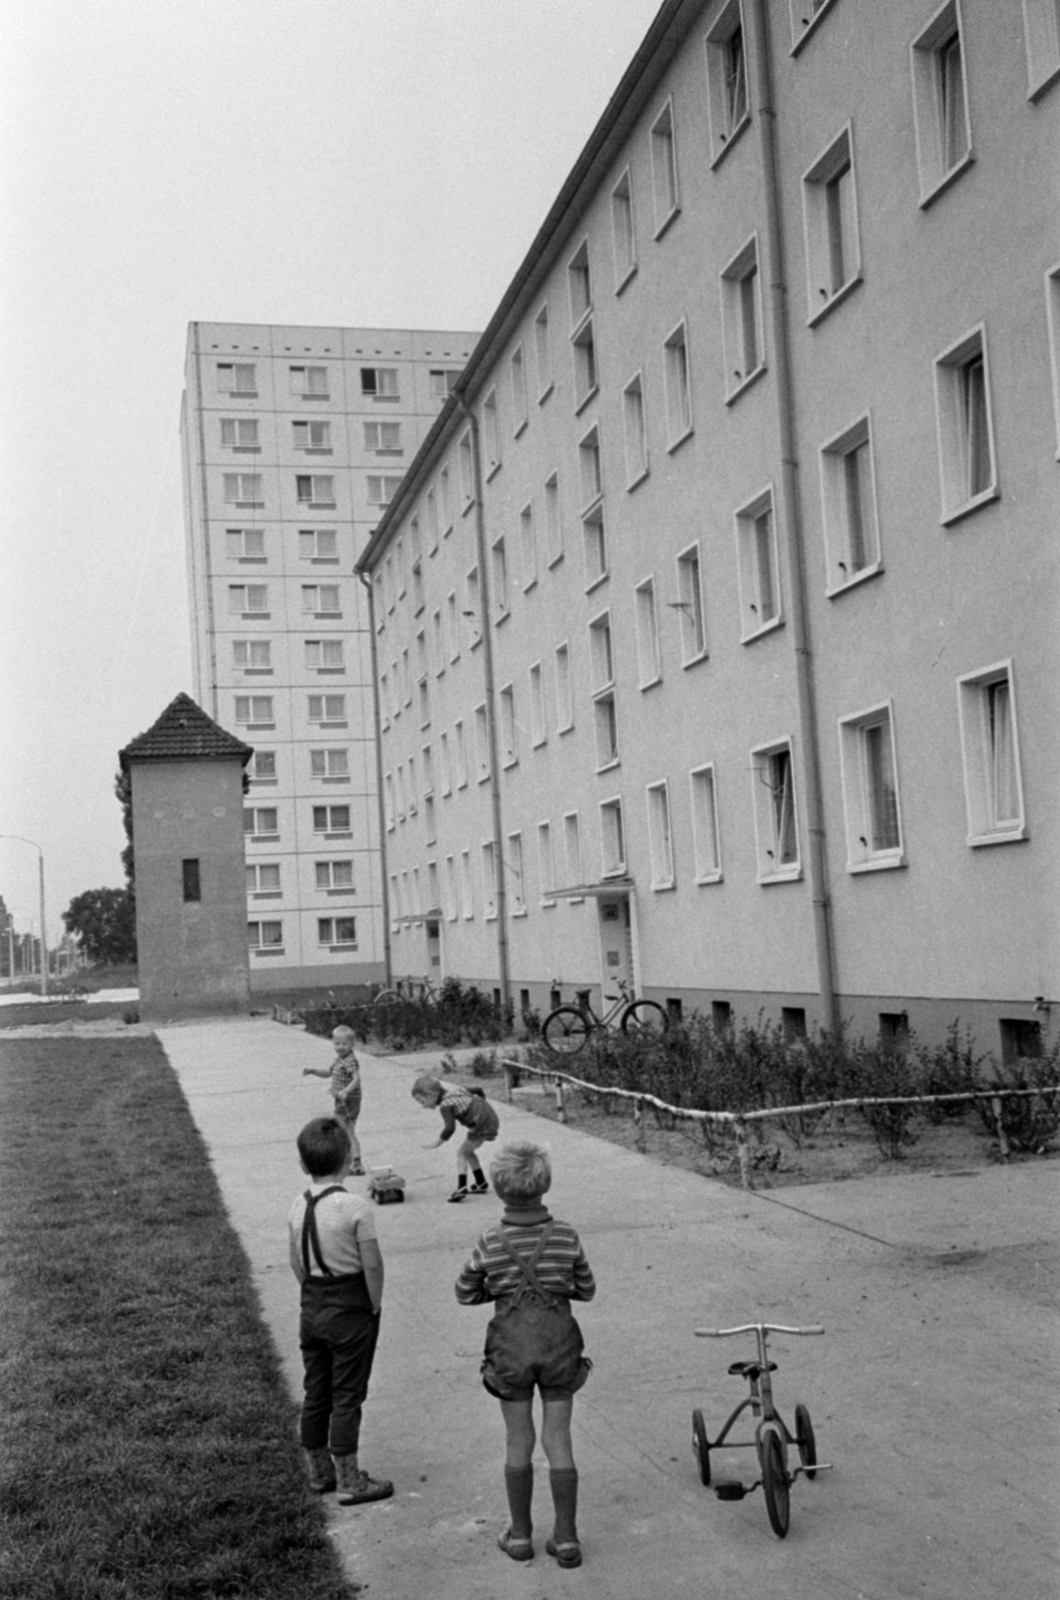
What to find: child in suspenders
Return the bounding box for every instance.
[455,1141,595,1568]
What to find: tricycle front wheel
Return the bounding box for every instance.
[691,1408,711,1486]
[761,1430,790,1539]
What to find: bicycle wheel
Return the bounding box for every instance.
[794,1403,817,1480]
[542,1006,593,1055]
[761,1430,790,1539]
[621,1000,669,1038]
[691,1408,711,1486]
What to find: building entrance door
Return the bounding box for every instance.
[596,894,633,996]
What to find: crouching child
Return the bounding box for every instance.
[455,1140,595,1568]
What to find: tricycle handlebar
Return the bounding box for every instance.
[695,1322,825,1338]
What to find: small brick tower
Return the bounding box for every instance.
[120,693,253,1021]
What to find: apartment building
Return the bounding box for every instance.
[356,0,1059,1054]
[181,322,478,990]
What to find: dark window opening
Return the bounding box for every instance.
[782,1006,807,1041]
[712,1000,732,1029]
[182,859,201,903]
[1000,1018,1042,1065]
[666,997,683,1022]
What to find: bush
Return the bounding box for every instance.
[302,977,510,1049]
[976,1039,1060,1153]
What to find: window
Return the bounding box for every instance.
[366,475,401,507]
[293,420,331,450]
[308,693,346,724]
[507,833,526,916]
[233,639,271,671]
[676,544,707,663]
[432,608,445,675]
[182,859,201,903]
[720,236,765,399]
[635,578,661,687]
[564,812,583,891]
[248,920,283,951]
[1000,1018,1043,1065]
[646,783,675,889]
[361,366,398,398]
[454,719,468,788]
[572,320,597,410]
[217,361,256,395]
[537,822,556,906]
[313,804,351,835]
[650,99,680,235]
[363,421,402,453]
[458,850,473,919]
[802,124,861,324]
[663,322,693,446]
[223,473,263,505]
[302,584,341,615]
[751,741,800,880]
[579,428,607,586]
[228,583,268,616]
[545,473,563,565]
[318,917,357,948]
[589,611,614,690]
[315,859,352,893]
[568,239,592,329]
[444,855,457,921]
[623,374,649,486]
[510,345,528,433]
[534,303,553,400]
[600,798,626,877]
[483,388,501,475]
[226,527,265,560]
[735,489,782,640]
[465,566,481,646]
[518,502,537,591]
[611,169,637,288]
[299,528,337,561]
[251,750,276,781]
[957,662,1027,845]
[305,639,344,672]
[579,427,602,509]
[491,537,509,620]
[310,748,349,779]
[1023,0,1060,98]
[911,2,974,205]
[789,0,838,52]
[425,486,439,554]
[555,642,574,732]
[247,862,281,894]
[474,703,490,782]
[820,415,882,591]
[289,364,328,397]
[690,765,723,882]
[706,2,750,164]
[221,418,259,449]
[430,368,460,398]
[439,465,452,533]
[499,684,517,766]
[529,662,546,747]
[244,806,279,837]
[838,704,905,871]
[234,695,274,727]
[590,612,618,770]
[933,326,998,523]
[446,591,460,661]
[296,474,335,506]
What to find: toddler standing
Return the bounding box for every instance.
[304,1025,364,1176]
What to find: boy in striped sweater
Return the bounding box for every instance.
[455,1140,595,1569]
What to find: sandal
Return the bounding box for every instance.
[546,1537,582,1568]
[498,1528,534,1562]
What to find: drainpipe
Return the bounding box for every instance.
[749,0,838,1033]
[358,570,393,988]
[453,393,512,1012]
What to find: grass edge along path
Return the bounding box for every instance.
[0,1035,358,1600]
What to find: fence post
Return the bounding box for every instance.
[991,1095,1010,1160]
[554,1077,567,1124]
[503,1061,514,1104]
[735,1118,753,1190]
[634,1097,646,1151]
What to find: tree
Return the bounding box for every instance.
[114,768,134,889]
[62,888,137,966]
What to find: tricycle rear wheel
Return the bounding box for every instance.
[691,1408,711,1486]
[795,1402,817,1480]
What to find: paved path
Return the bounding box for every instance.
[157,1016,1060,1600]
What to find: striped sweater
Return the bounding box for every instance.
[455,1205,596,1306]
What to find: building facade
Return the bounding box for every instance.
[357,0,1059,1055]
[181,322,477,990]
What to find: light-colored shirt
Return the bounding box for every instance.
[330,1051,361,1102]
[288,1181,376,1284]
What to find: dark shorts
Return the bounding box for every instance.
[480,1296,592,1403]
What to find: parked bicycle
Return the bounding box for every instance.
[541,978,668,1055]
[691,1321,831,1539]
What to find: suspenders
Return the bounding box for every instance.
[493,1222,558,1307]
[300,1184,347,1278]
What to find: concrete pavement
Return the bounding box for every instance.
[157,1016,1060,1600]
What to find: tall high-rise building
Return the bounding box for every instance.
[180,322,478,991]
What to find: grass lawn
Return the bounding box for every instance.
[0,1035,358,1600]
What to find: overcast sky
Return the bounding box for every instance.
[0,0,661,944]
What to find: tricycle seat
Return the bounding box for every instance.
[728,1360,777,1379]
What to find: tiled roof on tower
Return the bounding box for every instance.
[119,693,253,768]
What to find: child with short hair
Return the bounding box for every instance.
[455,1140,595,1568]
[411,1073,500,1202]
[288,1117,392,1506]
[303,1024,364,1176]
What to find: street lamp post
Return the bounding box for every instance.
[0,836,48,997]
